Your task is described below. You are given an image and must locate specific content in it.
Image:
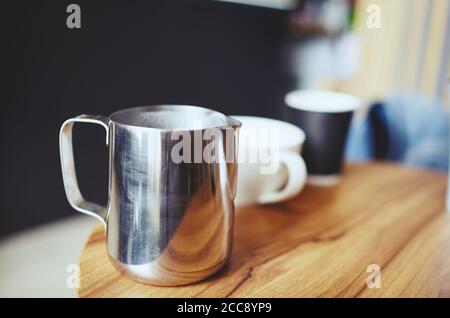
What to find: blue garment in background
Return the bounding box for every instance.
[345,95,449,171]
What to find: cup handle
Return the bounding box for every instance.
[59,115,110,228]
[257,151,307,205]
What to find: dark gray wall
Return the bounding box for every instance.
[1,0,291,237]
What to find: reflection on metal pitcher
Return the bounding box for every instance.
[60,105,241,286]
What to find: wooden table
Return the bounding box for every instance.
[78,163,450,297]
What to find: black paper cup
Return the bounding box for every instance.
[284,90,361,186]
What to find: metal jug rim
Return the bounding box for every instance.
[110,104,241,131]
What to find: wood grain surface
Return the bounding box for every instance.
[78,163,450,297]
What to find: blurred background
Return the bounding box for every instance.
[1,0,449,297]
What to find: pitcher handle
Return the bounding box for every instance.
[257,151,307,205]
[59,114,110,228]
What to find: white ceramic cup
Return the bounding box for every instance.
[232,116,307,207]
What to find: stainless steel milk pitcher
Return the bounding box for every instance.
[59,105,241,286]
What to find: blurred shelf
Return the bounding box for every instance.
[78,162,450,297]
